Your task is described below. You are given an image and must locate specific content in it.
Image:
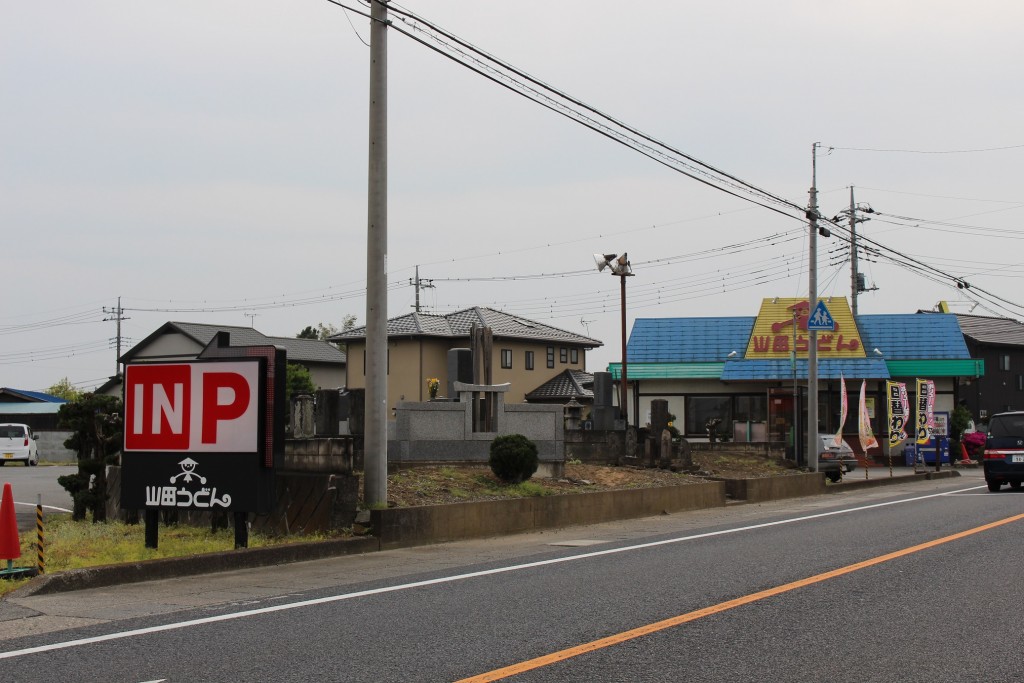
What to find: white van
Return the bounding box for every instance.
[0,423,39,466]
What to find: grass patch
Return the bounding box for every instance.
[0,514,341,598]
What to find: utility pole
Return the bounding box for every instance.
[807,143,821,473]
[102,297,129,376]
[840,186,875,315]
[364,0,389,507]
[409,265,435,313]
[849,187,860,316]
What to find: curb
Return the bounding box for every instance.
[827,469,960,493]
[7,469,963,597]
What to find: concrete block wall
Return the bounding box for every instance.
[371,480,727,548]
[36,431,77,463]
[389,399,564,467]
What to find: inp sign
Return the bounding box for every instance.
[125,361,260,453]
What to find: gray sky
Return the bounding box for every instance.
[3,1,1022,392]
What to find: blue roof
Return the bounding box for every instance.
[0,388,67,403]
[627,317,755,363]
[629,313,969,364]
[624,312,972,381]
[855,313,970,359]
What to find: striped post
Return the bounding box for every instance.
[36,494,44,575]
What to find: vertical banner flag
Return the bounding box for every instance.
[834,374,848,447]
[858,380,878,452]
[916,378,936,445]
[886,381,909,447]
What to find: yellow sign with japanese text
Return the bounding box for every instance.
[743,297,866,359]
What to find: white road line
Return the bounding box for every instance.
[13,502,73,513]
[0,483,993,660]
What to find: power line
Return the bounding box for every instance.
[829,143,1024,154]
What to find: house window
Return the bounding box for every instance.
[501,349,512,369]
[560,347,568,364]
[1001,355,1011,371]
[570,348,579,364]
[525,351,535,370]
[546,347,555,369]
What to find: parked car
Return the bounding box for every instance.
[819,434,858,482]
[983,411,1024,492]
[0,423,39,466]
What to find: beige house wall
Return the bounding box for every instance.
[346,337,591,415]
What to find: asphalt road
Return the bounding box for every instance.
[1,469,1019,682]
[0,466,75,532]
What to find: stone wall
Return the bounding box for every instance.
[371,480,727,548]
[388,397,564,475]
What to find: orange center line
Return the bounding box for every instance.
[456,512,1024,683]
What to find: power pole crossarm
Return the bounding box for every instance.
[409,265,435,313]
[102,296,129,376]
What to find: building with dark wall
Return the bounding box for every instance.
[949,314,1024,422]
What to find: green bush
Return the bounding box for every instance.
[489,434,539,483]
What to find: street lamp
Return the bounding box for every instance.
[594,252,633,426]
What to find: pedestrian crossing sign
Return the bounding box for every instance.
[807,299,836,331]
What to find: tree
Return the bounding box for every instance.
[56,393,123,522]
[286,362,316,404]
[297,316,358,351]
[46,377,83,401]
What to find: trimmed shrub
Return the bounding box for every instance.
[489,434,539,483]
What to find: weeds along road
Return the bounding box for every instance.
[1,469,1018,682]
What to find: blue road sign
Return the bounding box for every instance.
[807,300,835,331]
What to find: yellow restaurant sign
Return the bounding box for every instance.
[743,297,866,359]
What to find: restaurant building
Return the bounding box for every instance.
[610,297,983,461]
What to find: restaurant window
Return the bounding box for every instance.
[684,395,767,438]
[684,396,733,437]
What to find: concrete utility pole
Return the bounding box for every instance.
[807,143,821,473]
[849,186,860,316]
[364,0,389,507]
[102,296,129,376]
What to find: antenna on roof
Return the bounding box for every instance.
[579,317,594,335]
[244,312,258,328]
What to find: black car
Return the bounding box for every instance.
[983,411,1024,492]
[819,435,858,483]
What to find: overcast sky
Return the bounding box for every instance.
[2,1,1022,393]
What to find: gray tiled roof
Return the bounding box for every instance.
[525,369,594,402]
[952,314,1024,347]
[129,322,346,365]
[330,307,602,347]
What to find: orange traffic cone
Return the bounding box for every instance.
[0,482,21,563]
